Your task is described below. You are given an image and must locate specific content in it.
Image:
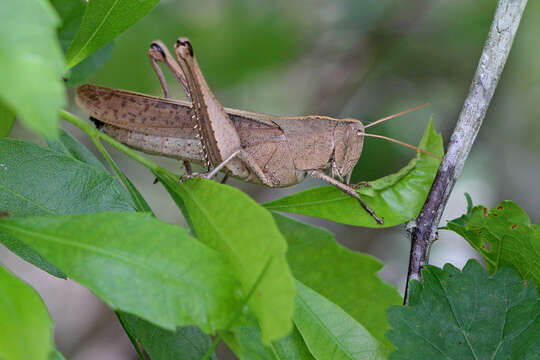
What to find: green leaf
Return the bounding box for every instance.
[0,0,66,138]
[273,213,401,354]
[0,212,242,334]
[51,0,113,85]
[116,173,153,214]
[294,281,384,360]
[445,199,540,289]
[155,171,295,343]
[0,138,134,277]
[47,129,107,171]
[51,130,153,214]
[0,233,65,279]
[66,42,113,85]
[0,139,131,216]
[51,0,86,51]
[65,0,159,68]
[264,119,443,228]
[0,101,15,138]
[48,349,66,360]
[386,260,540,359]
[96,143,154,215]
[120,313,216,360]
[270,326,316,360]
[0,264,53,360]
[48,131,177,354]
[47,129,152,213]
[229,325,315,360]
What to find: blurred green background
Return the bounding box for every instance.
[7,0,539,358]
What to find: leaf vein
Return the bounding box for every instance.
[67,0,120,66]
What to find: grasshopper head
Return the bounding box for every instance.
[332,120,365,180]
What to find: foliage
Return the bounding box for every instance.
[264,120,443,228]
[51,0,114,85]
[445,198,540,290]
[46,129,108,172]
[0,138,133,277]
[47,129,153,213]
[274,213,401,353]
[387,260,540,359]
[64,0,158,68]
[0,212,244,333]
[222,280,388,360]
[48,349,66,360]
[120,313,217,360]
[227,325,315,360]
[0,0,65,138]
[0,264,53,360]
[90,1,302,93]
[294,281,385,360]
[0,1,536,360]
[0,134,217,358]
[220,213,402,358]
[154,171,296,343]
[0,102,15,138]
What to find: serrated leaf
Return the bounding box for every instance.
[51,0,113,85]
[155,171,295,343]
[445,199,540,291]
[0,212,243,334]
[0,101,15,138]
[0,138,134,277]
[0,0,66,138]
[0,264,53,360]
[386,260,540,359]
[264,119,443,228]
[273,213,401,354]
[120,313,216,360]
[229,325,315,360]
[294,281,384,360]
[65,0,159,68]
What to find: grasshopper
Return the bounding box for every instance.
[76,37,440,225]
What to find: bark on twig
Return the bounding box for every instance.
[404,0,528,304]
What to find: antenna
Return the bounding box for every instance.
[364,103,429,129]
[359,132,442,161]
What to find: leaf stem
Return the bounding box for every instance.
[404,0,528,304]
[59,110,161,173]
[88,135,154,214]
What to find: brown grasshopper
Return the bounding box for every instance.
[76,37,440,225]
